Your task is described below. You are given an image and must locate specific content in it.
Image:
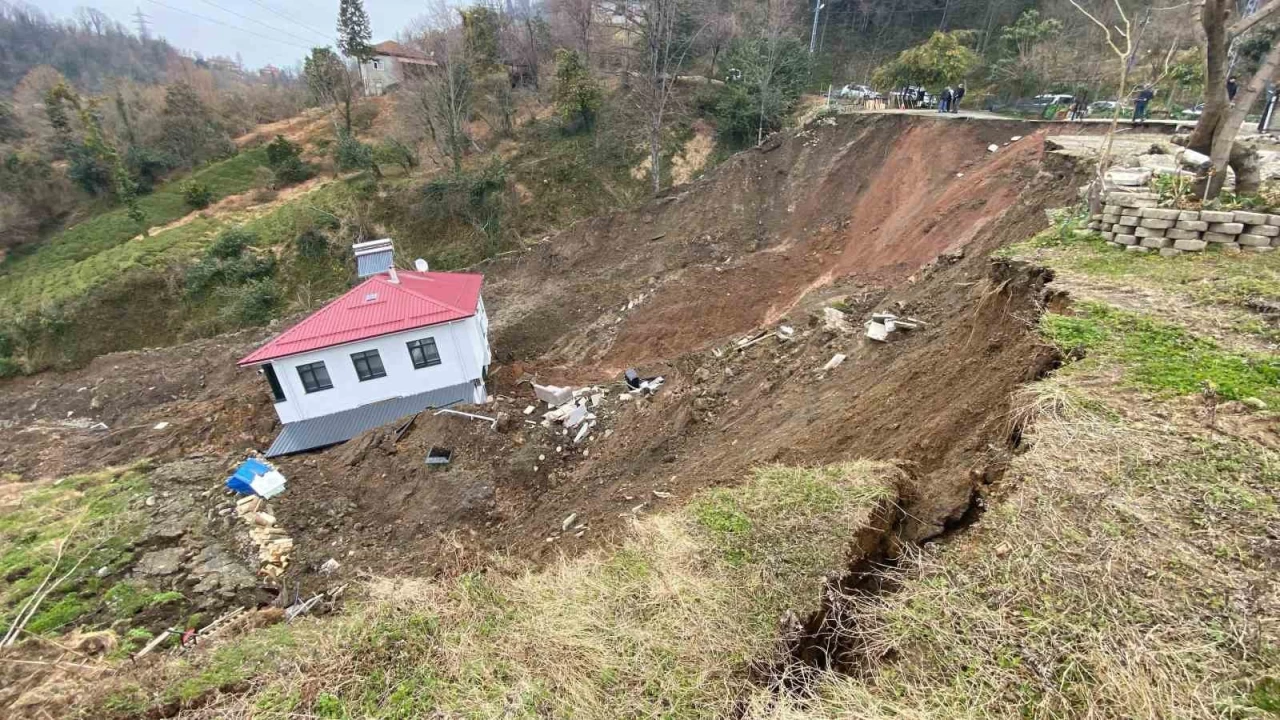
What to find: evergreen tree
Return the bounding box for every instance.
[336,0,374,63]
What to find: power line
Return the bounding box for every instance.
[192,0,330,48]
[240,0,335,44]
[144,0,316,52]
[133,6,150,39]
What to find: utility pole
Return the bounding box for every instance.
[133,6,150,40]
[808,0,823,53]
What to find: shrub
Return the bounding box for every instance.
[295,229,331,260]
[218,278,279,325]
[125,146,178,195]
[264,135,313,187]
[351,101,380,132]
[334,130,376,173]
[264,135,302,168]
[208,227,255,259]
[552,49,602,132]
[67,143,115,196]
[182,181,214,210]
[374,139,418,173]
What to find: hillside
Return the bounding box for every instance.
[0,112,1274,718]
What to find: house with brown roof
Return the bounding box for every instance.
[361,40,439,95]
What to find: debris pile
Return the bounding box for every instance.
[864,313,923,342]
[234,495,293,580]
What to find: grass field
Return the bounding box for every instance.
[0,149,270,313]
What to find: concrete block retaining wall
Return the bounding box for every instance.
[1086,190,1280,256]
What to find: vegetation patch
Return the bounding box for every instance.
[83,461,901,718]
[1041,301,1280,404]
[0,464,154,641]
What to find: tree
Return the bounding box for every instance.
[462,6,502,69]
[987,9,1062,97]
[552,49,603,131]
[160,82,233,167]
[1067,0,1136,210]
[871,30,979,89]
[305,47,356,132]
[1185,0,1280,197]
[337,0,375,85]
[631,0,705,194]
[551,0,596,64]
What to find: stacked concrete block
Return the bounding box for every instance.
[1090,187,1280,256]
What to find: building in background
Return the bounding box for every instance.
[359,40,439,95]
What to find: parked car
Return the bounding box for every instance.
[840,84,881,100]
[1181,103,1205,118]
[1032,93,1075,107]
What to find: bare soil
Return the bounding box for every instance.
[0,115,1095,661]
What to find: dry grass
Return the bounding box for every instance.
[88,461,901,719]
[752,378,1279,719]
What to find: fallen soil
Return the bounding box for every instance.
[0,115,1096,690]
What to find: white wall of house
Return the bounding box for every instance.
[360,55,400,95]
[261,309,489,424]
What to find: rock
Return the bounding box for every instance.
[1108,192,1158,209]
[562,513,578,531]
[618,393,633,402]
[1239,234,1272,247]
[96,566,110,578]
[1178,148,1211,171]
[1207,222,1244,234]
[135,547,184,576]
[1115,215,1140,226]
[1178,210,1201,221]
[1175,220,1208,231]
[1199,210,1235,223]
[822,307,852,334]
[523,405,535,415]
[1234,211,1268,225]
[1138,218,1173,229]
[1242,397,1268,410]
[694,367,711,383]
[1165,229,1201,241]
[987,144,999,152]
[1204,231,1238,243]
[89,396,102,411]
[321,558,341,574]
[1138,154,1177,171]
[1139,237,1171,249]
[1107,169,1151,187]
[1134,226,1165,238]
[1114,234,1138,245]
[1173,239,1208,252]
[1246,224,1280,237]
[144,496,156,507]
[1158,248,1182,257]
[1124,245,1151,253]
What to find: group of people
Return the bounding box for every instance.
[893,83,966,112]
[936,84,966,113]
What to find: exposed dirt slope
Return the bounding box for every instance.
[0,114,1086,596]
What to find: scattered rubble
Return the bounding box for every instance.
[865,313,923,342]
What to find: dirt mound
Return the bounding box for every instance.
[0,114,1089,607]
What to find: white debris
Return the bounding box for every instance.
[987,144,999,153]
[822,353,847,371]
[562,513,578,531]
[320,558,341,575]
[776,325,795,341]
[823,307,852,334]
[590,393,604,407]
[564,404,589,428]
[618,393,634,402]
[534,384,573,406]
[865,312,923,342]
[1010,135,1022,141]
[250,470,287,499]
[523,405,536,415]
[153,421,170,431]
[573,422,591,444]
[652,490,673,499]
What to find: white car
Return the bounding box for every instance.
[840,84,881,100]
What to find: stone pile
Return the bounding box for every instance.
[235,495,293,580]
[1088,190,1280,256]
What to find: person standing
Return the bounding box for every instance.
[1132,86,1155,126]
[952,83,966,113]
[939,86,953,113]
[917,86,927,109]
[1228,76,1239,103]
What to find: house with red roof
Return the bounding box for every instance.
[238,266,490,457]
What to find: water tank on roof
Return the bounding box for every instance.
[353,238,395,278]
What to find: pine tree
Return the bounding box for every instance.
[336,0,373,62]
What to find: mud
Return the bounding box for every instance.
[0,115,1092,666]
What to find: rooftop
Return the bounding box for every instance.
[238,270,483,366]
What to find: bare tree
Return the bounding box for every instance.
[1185,0,1280,197]
[1067,0,1134,210]
[406,5,474,173]
[629,0,706,194]
[552,0,597,64]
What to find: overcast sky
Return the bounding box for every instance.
[40,0,428,70]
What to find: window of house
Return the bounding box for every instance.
[350,349,387,381]
[407,337,441,369]
[297,361,333,393]
[263,363,286,403]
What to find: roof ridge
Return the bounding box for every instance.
[387,271,475,316]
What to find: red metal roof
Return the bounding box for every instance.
[238,270,483,366]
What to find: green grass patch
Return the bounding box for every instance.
[1007,221,1280,309]
[0,465,152,639]
[1042,301,1280,404]
[0,149,269,313]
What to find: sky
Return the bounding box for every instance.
[40,0,429,70]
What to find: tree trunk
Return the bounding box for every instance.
[1206,38,1280,196]
[1188,0,1231,154]
[1091,59,1129,213]
[650,119,661,195]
